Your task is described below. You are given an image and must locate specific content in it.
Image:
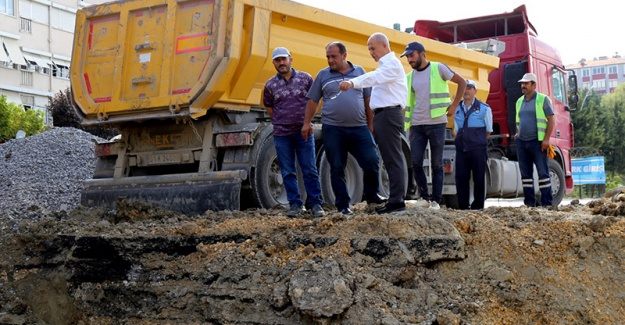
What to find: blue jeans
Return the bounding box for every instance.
[273,133,323,208]
[516,139,552,206]
[323,124,380,210]
[409,123,446,203]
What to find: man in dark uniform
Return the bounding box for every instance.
[453,80,492,210]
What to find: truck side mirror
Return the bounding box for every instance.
[567,74,579,111]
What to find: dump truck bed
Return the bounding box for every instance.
[71,0,499,125]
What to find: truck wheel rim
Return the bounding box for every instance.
[550,169,560,196]
[270,158,287,203]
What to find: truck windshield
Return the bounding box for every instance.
[552,69,567,104]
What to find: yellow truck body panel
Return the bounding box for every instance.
[71,0,499,122]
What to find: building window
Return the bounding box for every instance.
[20,17,31,33]
[20,94,34,108]
[592,79,606,89]
[52,63,69,79]
[21,70,33,86]
[1,0,15,15]
[51,8,75,32]
[592,67,605,75]
[582,69,589,77]
[608,65,618,74]
[609,80,618,88]
[19,0,48,24]
[582,82,591,89]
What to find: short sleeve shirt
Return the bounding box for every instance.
[263,68,313,136]
[307,62,372,127]
[518,93,554,141]
[411,63,455,125]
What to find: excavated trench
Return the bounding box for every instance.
[1,197,625,324]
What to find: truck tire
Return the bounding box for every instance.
[318,150,364,206]
[251,137,305,209]
[548,159,565,206]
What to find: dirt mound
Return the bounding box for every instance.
[0,202,623,324]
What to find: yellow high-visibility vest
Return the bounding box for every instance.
[516,92,547,141]
[404,62,451,130]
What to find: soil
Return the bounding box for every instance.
[1,195,624,324]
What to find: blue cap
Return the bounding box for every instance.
[400,42,425,57]
[272,47,291,60]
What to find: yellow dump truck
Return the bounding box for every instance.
[74,0,499,213]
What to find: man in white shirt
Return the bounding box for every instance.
[339,33,408,214]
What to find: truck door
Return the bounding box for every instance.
[503,61,526,137]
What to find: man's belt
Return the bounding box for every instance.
[373,105,402,115]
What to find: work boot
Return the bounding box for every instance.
[287,205,305,218]
[311,204,325,218]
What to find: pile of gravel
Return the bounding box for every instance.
[0,127,105,219]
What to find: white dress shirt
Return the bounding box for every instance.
[349,51,407,109]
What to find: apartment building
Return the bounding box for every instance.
[567,54,625,95]
[0,0,105,123]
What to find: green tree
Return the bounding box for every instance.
[601,84,625,174]
[49,88,81,128]
[0,95,46,142]
[47,88,118,139]
[572,89,605,148]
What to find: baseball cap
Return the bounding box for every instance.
[400,42,425,57]
[271,47,291,60]
[466,79,476,89]
[518,72,537,83]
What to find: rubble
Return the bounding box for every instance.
[0,127,103,219]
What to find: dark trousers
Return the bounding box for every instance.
[409,123,446,203]
[455,147,487,209]
[273,133,323,208]
[323,124,380,210]
[373,107,406,204]
[516,139,552,207]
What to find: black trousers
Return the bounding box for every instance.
[373,106,406,204]
[455,147,487,209]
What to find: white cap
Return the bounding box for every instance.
[271,47,291,60]
[466,79,477,88]
[518,72,537,83]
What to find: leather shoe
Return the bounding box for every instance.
[367,194,387,205]
[339,208,353,215]
[376,202,405,214]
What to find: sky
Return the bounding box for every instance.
[292,0,622,66]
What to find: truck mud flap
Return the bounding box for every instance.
[81,171,246,215]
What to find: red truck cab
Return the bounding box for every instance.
[413,5,579,202]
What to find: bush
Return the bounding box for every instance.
[49,88,81,129]
[0,95,46,142]
[48,88,118,139]
[606,173,624,191]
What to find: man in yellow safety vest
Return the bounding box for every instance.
[515,72,556,207]
[402,41,466,209]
